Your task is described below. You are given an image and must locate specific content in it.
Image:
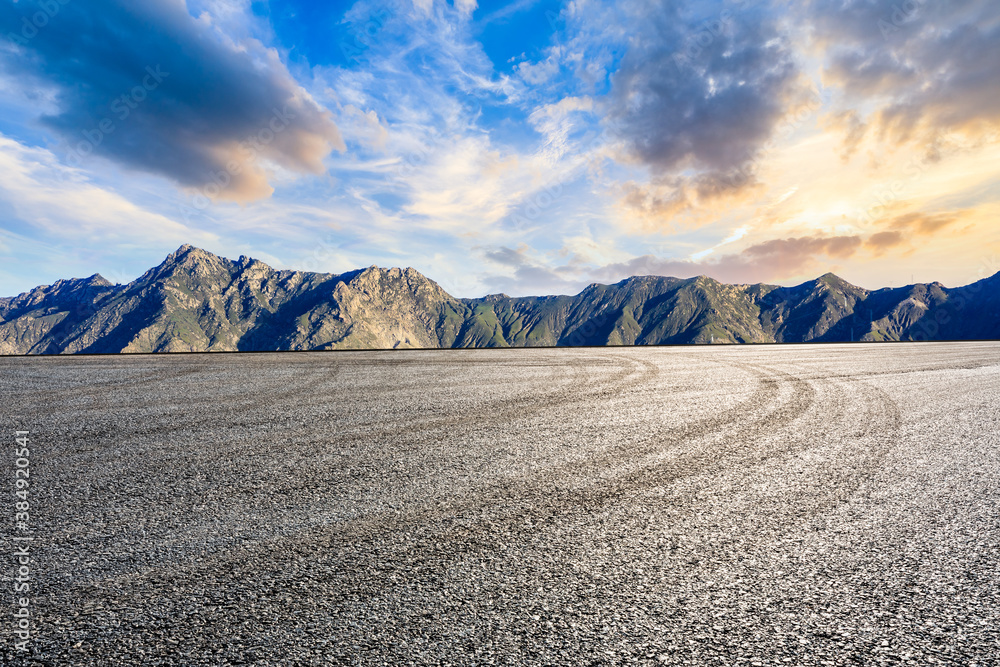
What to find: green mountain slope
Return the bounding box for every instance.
[1,245,998,354]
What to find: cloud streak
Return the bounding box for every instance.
[0,134,218,247]
[809,0,1000,155]
[0,0,344,202]
[590,234,866,286]
[603,0,805,213]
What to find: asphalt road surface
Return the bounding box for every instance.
[2,342,999,665]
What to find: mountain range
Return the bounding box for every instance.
[1,244,998,355]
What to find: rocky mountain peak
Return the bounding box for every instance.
[166,244,214,265]
[349,265,437,287]
[2,244,997,354]
[235,255,272,274]
[86,273,113,287]
[147,245,231,280]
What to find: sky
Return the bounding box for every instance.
[1,0,999,298]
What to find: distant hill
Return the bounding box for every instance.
[1,245,998,354]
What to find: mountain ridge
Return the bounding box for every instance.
[1,245,997,354]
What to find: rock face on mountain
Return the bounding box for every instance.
[0,274,118,355]
[0,245,468,354]
[1,245,997,354]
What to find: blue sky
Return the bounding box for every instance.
[1,0,999,297]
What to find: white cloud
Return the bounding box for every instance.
[517,48,562,85]
[528,95,595,161]
[455,0,478,18]
[690,226,751,261]
[306,2,599,237]
[0,135,218,247]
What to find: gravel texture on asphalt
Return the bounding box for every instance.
[2,342,999,666]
